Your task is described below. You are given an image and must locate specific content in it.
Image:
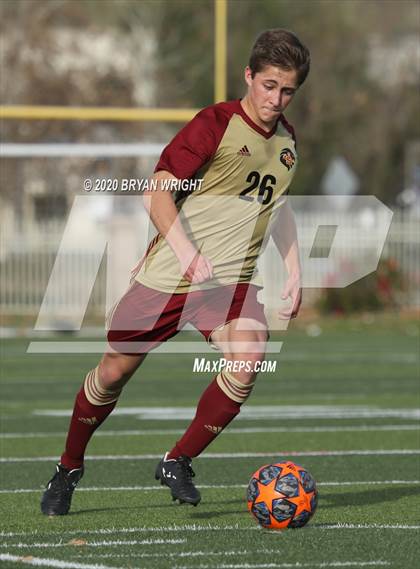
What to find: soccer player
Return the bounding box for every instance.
[41,28,310,515]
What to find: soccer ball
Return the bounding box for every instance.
[247,460,318,529]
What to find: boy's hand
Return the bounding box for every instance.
[278,273,302,320]
[178,249,213,284]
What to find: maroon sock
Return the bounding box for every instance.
[167,377,241,459]
[60,386,116,470]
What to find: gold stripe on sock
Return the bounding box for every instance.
[84,367,121,406]
[216,370,255,404]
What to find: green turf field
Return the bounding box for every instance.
[1,316,419,569]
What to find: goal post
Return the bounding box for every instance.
[0,0,227,124]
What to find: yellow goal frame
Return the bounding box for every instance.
[0,0,227,123]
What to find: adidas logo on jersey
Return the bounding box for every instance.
[204,425,223,434]
[237,145,251,156]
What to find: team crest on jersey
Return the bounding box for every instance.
[279,148,296,170]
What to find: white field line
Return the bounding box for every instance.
[0,554,129,569]
[317,524,420,530]
[1,480,419,495]
[33,405,420,420]
[70,551,284,562]
[72,550,283,559]
[2,424,419,439]
[73,551,390,565]
[0,538,185,549]
[1,523,419,539]
[2,550,278,562]
[174,562,391,569]
[1,449,419,463]
[0,554,391,569]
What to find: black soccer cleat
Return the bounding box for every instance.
[41,463,84,516]
[155,452,201,506]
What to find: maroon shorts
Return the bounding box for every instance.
[107,281,267,354]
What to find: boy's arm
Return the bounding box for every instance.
[143,170,213,284]
[270,199,302,319]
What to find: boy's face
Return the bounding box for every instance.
[244,65,298,126]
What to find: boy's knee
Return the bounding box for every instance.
[99,359,126,389]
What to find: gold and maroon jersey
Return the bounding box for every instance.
[134,99,297,293]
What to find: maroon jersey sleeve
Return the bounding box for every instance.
[154,102,236,179]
